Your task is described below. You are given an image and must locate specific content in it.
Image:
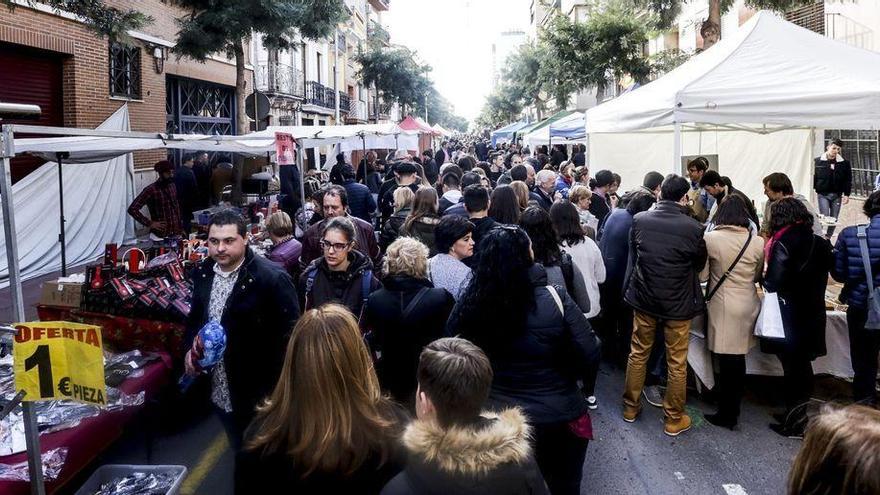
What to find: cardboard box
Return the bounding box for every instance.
[39,280,83,308]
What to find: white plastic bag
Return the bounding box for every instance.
[755,291,786,339]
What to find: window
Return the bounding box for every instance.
[109,42,141,99]
[316,52,323,84]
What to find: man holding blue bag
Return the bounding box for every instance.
[183,209,300,450]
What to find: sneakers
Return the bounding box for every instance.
[586,395,599,410]
[623,405,642,423]
[643,385,665,408]
[664,414,692,437]
[704,412,737,430]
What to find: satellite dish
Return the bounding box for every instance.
[245,91,270,121]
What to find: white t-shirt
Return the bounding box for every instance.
[561,238,606,318]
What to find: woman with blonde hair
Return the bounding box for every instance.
[510,180,531,212]
[380,187,415,252]
[568,185,599,237]
[363,237,455,407]
[788,404,880,495]
[238,304,405,492]
[401,187,441,256]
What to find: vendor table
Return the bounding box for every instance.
[0,354,172,494]
[688,310,852,389]
[36,305,187,360]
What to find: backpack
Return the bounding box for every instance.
[304,266,373,322]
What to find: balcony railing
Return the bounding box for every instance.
[255,62,304,98]
[826,13,873,50]
[368,100,392,120]
[348,100,368,121]
[339,92,352,113]
[305,80,335,109]
[368,21,391,45]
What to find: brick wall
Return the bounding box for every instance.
[0,1,251,171]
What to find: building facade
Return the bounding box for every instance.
[0,0,252,188]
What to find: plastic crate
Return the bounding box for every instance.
[74,464,187,495]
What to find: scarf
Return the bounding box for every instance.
[764,224,793,274]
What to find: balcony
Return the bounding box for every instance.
[825,13,873,50]
[305,80,335,109]
[339,92,352,113]
[368,100,392,121]
[347,100,368,122]
[255,62,304,99]
[368,0,389,11]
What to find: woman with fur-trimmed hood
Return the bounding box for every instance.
[382,338,548,495]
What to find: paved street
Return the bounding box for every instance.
[63,357,820,495]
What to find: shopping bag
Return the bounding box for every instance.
[755,291,785,339]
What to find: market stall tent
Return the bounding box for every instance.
[490,120,529,146]
[519,110,577,148]
[522,112,586,148]
[585,10,880,203]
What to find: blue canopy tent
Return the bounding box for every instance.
[490,120,529,146]
[549,112,586,140]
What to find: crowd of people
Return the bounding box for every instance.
[169,135,880,494]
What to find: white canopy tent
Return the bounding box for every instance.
[584,11,880,202]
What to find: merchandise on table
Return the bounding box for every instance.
[89,471,177,495]
[0,448,68,482]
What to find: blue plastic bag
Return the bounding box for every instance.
[179,320,227,391]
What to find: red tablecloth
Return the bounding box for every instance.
[36,305,187,360]
[0,354,172,494]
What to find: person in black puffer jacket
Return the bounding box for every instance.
[364,237,454,408]
[380,187,415,253]
[814,138,852,238]
[832,190,880,406]
[382,338,548,495]
[762,198,831,436]
[622,175,707,437]
[447,226,599,495]
[299,217,381,320]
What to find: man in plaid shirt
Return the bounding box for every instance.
[128,160,184,238]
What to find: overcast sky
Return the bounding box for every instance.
[384,0,532,123]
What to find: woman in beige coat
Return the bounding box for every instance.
[700,195,765,429]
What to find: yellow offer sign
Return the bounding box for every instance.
[12,321,106,406]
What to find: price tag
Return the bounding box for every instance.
[12,321,106,406]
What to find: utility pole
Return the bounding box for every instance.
[333,27,340,124]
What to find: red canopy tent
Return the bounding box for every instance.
[398,115,436,154]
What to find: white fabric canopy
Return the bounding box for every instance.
[0,105,136,288]
[586,11,880,133]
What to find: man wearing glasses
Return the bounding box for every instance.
[299,185,381,269]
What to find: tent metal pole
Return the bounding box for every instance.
[673,122,682,174]
[0,126,46,495]
[56,153,67,277]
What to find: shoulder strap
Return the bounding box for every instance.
[401,287,431,321]
[706,230,753,302]
[857,226,880,311]
[304,266,318,294]
[546,285,564,316]
[361,269,373,306]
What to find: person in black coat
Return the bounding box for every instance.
[183,210,300,450]
[238,304,406,494]
[422,150,439,185]
[761,198,832,433]
[364,237,454,407]
[382,338,548,495]
[814,138,852,238]
[622,176,707,436]
[174,155,199,233]
[335,164,377,224]
[192,152,212,209]
[447,226,600,495]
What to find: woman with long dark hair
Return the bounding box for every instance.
[447,226,600,495]
[520,206,591,314]
[401,187,441,256]
[700,195,765,429]
[588,170,615,229]
[488,185,521,225]
[238,304,405,492]
[761,197,832,436]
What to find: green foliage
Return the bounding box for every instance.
[648,49,691,78]
[170,0,347,61]
[3,0,152,40]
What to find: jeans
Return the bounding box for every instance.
[817,192,841,237]
[713,353,746,421]
[623,311,691,422]
[533,422,589,495]
[847,306,880,405]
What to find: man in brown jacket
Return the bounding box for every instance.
[299,185,381,269]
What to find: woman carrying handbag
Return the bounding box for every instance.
[700,196,765,429]
[760,198,832,437]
